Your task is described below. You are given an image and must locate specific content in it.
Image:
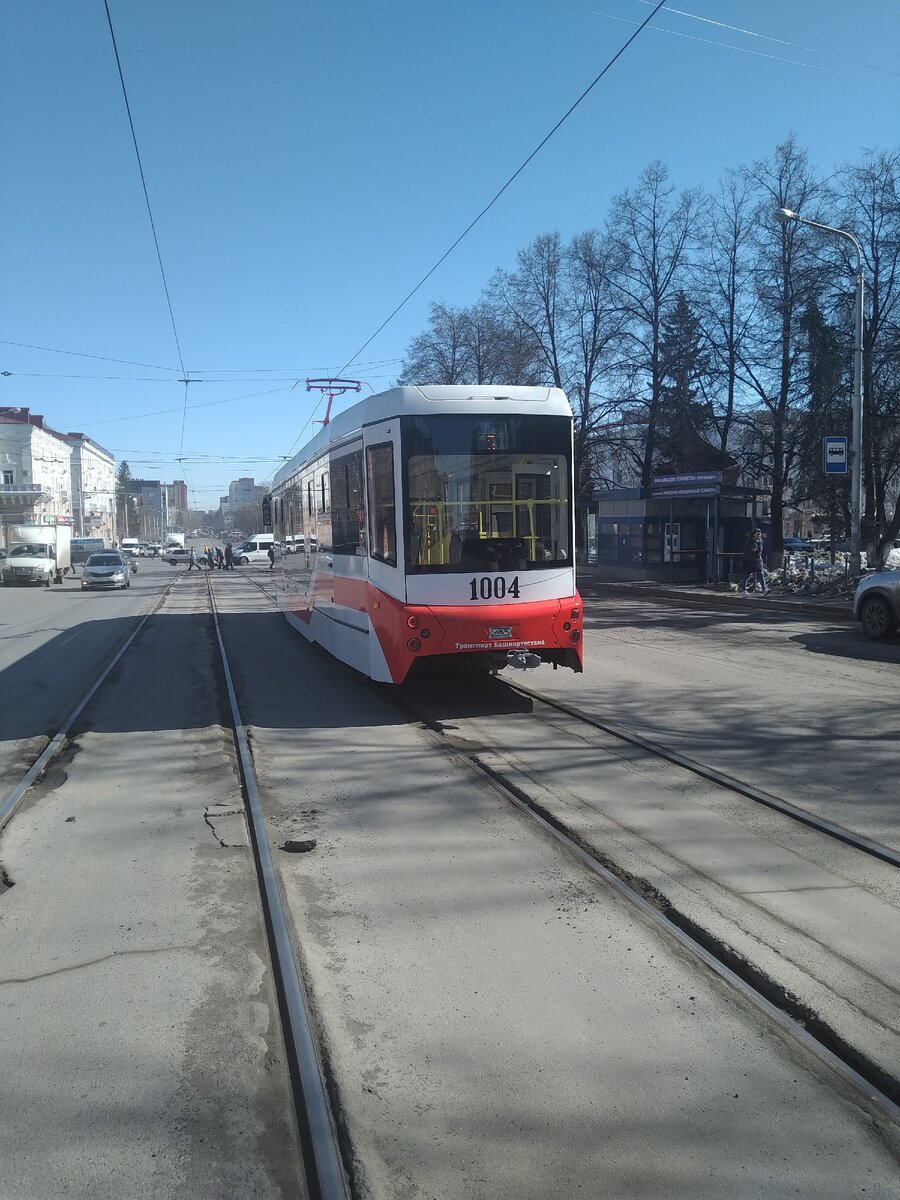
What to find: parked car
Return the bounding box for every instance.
[81,551,131,591]
[782,537,814,552]
[853,567,900,640]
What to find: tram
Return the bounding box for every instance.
[270,385,583,683]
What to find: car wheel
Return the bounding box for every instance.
[859,593,896,640]
[240,556,249,565]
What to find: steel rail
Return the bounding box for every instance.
[211,568,900,1124]
[0,571,183,832]
[204,572,350,1200]
[506,681,900,869]
[389,690,900,1128]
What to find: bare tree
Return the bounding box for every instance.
[695,171,758,475]
[607,161,700,487]
[492,233,566,388]
[399,303,472,383]
[735,136,830,559]
[565,229,625,502]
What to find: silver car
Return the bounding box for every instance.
[81,551,131,591]
[853,568,900,640]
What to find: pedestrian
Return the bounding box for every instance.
[267,543,276,570]
[224,542,234,571]
[741,528,769,595]
[207,546,216,570]
[187,545,197,571]
[216,546,224,570]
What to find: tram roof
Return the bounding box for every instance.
[273,385,572,487]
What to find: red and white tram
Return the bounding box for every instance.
[270,385,583,683]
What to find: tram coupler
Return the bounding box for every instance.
[506,650,541,671]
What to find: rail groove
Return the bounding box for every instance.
[205,572,351,1200]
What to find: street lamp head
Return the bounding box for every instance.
[774,207,800,224]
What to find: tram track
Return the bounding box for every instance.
[503,680,900,870]
[384,683,900,1128]
[1,566,350,1200]
[214,567,900,1127]
[0,570,183,833]
[204,570,351,1200]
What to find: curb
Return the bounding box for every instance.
[576,578,854,621]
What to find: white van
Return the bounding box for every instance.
[234,533,275,565]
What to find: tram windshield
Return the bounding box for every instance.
[402,414,572,573]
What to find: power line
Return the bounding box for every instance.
[71,384,295,427]
[340,0,668,372]
[0,339,177,370]
[548,0,890,84]
[102,0,189,442]
[277,0,668,469]
[633,0,900,78]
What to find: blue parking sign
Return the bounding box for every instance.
[824,436,848,474]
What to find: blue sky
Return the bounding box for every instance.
[2,1,898,509]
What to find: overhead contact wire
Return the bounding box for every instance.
[332,0,668,380]
[102,0,190,448]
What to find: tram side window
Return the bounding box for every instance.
[366,443,396,567]
[331,449,364,555]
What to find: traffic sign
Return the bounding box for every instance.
[823,437,848,474]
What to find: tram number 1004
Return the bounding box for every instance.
[468,576,520,601]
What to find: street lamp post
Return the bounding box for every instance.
[773,207,865,576]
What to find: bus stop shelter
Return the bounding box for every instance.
[582,472,769,584]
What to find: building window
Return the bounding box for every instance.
[2,470,13,486]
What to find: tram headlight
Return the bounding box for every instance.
[569,630,581,644]
[570,607,580,621]
[563,621,571,631]
[407,637,422,652]
[407,615,420,629]
[420,628,430,638]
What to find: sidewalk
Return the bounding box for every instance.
[575,567,855,620]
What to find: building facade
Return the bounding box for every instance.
[66,432,116,544]
[0,407,73,547]
[228,477,256,511]
[165,480,188,533]
[130,479,165,542]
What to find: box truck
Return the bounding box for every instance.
[1,524,72,587]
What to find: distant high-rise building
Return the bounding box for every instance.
[164,480,188,532]
[228,477,256,511]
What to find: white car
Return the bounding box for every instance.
[853,568,900,640]
[81,551,131,591]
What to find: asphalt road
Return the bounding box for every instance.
[2,569,899,1198]
[0,558,184,791]
[537,589,900,853]
[0,564,302,1199]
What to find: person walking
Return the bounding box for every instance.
[267,543,276,570]
[741,528,768,595]
[216,546,224,570]
[224,542,234,571]
[207,545,216,571]
[187,545,197,571]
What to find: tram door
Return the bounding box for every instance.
[363,422,402,602]
[512,469,561,562]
